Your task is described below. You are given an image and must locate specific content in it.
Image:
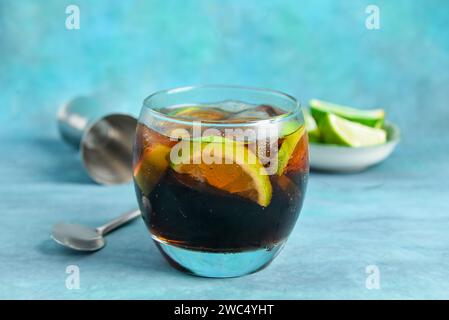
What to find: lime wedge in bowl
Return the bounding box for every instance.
[319,113,386,147]
[303,108,320,142]
[309,121,400,172]
[310,99,385,128]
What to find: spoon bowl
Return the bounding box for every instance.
[51,209,141,252]
[51,223,105,251]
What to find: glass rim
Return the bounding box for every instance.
[142,85,302,128]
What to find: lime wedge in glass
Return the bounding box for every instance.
[169,106,229,120]
[170,139,272,207]
[276,126,306,175]
[310,99,385,128]
[319,113,387,147]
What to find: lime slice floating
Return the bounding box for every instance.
[310,99,385,128]
[278,117,301,137]
[169,106,229,121]
[190,135,245,144]
[169,106,200,116]
[277,126,306,175]
[134,144,171,195]
[303,109,320,143]
[170,139,272,207]
[319,113,386,147]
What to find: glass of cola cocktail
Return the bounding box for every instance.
[133,86,308,277]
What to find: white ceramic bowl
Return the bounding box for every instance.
[309,122,400,172]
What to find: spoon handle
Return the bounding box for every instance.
[96,209,141,235]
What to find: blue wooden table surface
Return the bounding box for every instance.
[1,0,448,299]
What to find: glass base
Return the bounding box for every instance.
[154,238,285,278]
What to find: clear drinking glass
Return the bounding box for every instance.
[133,85,308,277]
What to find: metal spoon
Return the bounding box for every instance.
[51,209,141,251]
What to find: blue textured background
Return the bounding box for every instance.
[1,0,448,299]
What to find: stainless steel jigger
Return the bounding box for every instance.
[58,96,137,185]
